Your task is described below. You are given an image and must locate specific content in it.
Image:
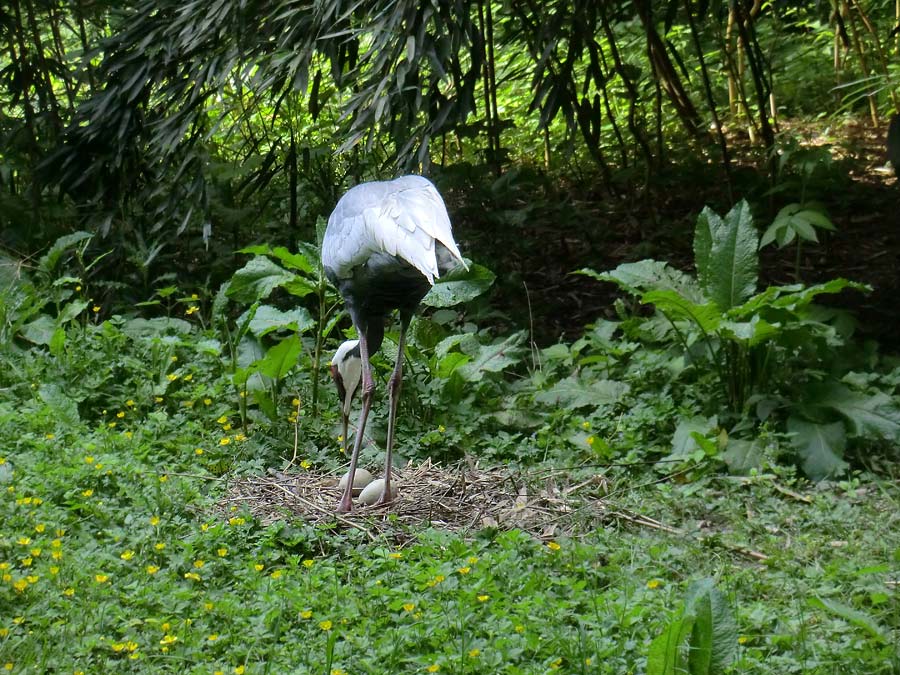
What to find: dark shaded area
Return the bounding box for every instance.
[451,124,899,351]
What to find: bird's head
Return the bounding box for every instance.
[331,339,362,415]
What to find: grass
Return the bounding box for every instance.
[1,314,899,674]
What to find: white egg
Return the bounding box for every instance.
[358,478,398,506]
[338,468,374,496]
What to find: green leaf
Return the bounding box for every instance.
[579,260,704,303]
[809,597,889,642]
[227,257,296,303]
[693,201,758,310]
[787,417,848,480]
[244,305,315,337]
[20,315,57,345]
[801,381,900,441]
[533,375,629,409]
[38,231,93,274]
[722,438,765,474]
[684,578,739,674]
[239,244,315,274]
[256,335,302,380]
[456,332,523,382]
[58,300,89,325]
[421,262,494,308]
[641,290,722,333]
[670,416,717,457]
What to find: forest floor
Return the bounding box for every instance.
[456,119,899,350]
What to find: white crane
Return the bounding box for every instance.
[323,175,467,512]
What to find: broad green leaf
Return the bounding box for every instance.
[422,262,494,308]
[771,278,869,311]
[579,260,704,303]
[256,335,302,379]
[684,578,739,674]
[244,305,315,337]
[801,381,900,441]
[646,614,694,675]
[641,290,722,333]
[787,417,847,480]
[722,438,765,474]
[20,315,57,345]
[533,375,629,409]
[227,257,296,303]
[239,244,315,274]
[282,277,318,298]
[718,316,780,346]
[809,597,889,642]
[38,231,93,274]
[58,299,90,325]
[38,383,80,424]
[670,416,717,457]
[121,317,193,338]
[456,332,523,382]
[693,201,758,311]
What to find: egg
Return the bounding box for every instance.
[338,468,374,496]
[358,478,398,506]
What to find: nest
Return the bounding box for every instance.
[218,459,613,542]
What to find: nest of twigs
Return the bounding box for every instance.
[218,459,614,541]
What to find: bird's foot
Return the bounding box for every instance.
[336,494,353,513]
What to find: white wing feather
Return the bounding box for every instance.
[322,176,466,284]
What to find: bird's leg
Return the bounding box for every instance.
[338,333,375,513]
[376,316,410,506]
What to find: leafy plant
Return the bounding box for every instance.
[580,201,899,479]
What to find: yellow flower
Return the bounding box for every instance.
[0,629,7,637]
[146,565,159,575]
[402,603,415,612]
[467,556,479,564]
[427,666,440,673]
[514,624,524,633]
[84,456,95,464]
[3,663,12,671]
[550,657,563,669]
[51,539,62,549]
[63,587,75,597]
[254,564,264,572]
[92,305,100,313]
[183,374,193,382]
[646,579,662,589]
[95,574,109,583]
[219,437,231,446]
[468,649,480,658]
[546,541,561,551]
[126,399,135,407]
[185,306,199,315]
[270,570,283,579]
[166,374,179,382]
[207,634,218,641]
[150,516,160,526]
[30,548,41,557]
[234,667,245,675]
[52,550,62,561]
[582,420,591,429]
[171,356,178,362]
[300,610,312,619]
[299,459,311,469]
[217,548,228,557]
[438,424,446,433]
[738,635,750,644]
[81,489,94,497]
[195,448,204,455]
[586,435,595,446]
[159,475,168,483]
[12,579,28,592]
[204,398,212,405]
[217,416,228,425]
[21,557,32,567]
[116,411,125,419]
[159,634,178,646]
[458,566,470,575]
[17,537,31,546]
[184,572,201,581]
[302,559,314,568]
[204,602,214,611]
[154,542,165,550]
[191,293,199,300]
[228,517,245,526]
[155,396,164,403]
[193,560,204,568]
[121,550,135,561]
[476,595,489,602]
[319,620,333,631]
[49,566,59,575]
[161,622,170,632]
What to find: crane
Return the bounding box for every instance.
[322,175,467,512]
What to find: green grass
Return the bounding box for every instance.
[1,315,899,674]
